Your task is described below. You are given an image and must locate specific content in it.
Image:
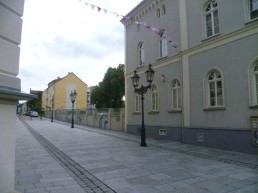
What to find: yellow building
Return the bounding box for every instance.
[42,72,87,111]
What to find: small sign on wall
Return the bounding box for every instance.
[159,129,167,136]
[197,132,204,142]
[250,116,258,146]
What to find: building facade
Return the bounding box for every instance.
[122,0,258,154]
[42,72,87,111]
[0,0,36,192]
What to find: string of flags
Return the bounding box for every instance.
[78,0,179,50]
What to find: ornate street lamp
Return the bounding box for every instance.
[51,97,54,122]
[131,64,155,147]
[70,90,77,128]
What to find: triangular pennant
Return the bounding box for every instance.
[90,4,95,10]
[103,9,108,14]
[84,2,88,6]
[97,7,101,12]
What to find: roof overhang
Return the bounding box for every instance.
[0,86,37,101]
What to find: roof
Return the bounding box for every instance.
[120,0,147,24]
[47,72,87,89]
[48,77,63,88]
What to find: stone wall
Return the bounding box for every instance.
[45,108,125,131]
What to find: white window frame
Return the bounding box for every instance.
[138,42,145,67]
[248,57,258,106]
[203,0,220,38]
[204,69,224,108]
[134,94,141,113]
[171,79,182,110]
[159,30,168,58]
[150,85,159,111]
[244,0,258,22]
[157,8,161,19]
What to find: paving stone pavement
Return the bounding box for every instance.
[15,116,258,193]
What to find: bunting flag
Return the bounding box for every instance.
[135,22,179,49]
[78,0,179,50]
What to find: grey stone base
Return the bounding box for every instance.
[127,125,258,154]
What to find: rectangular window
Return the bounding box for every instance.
[250,0,258,19]
[214,11,220,34]
[135,94,140,112]
[151,93,158,111]
[159,32,168,58]
[206,14,212,37]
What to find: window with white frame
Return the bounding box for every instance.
[159,30,168,58]
[250,0,258,20]
[204,0,219,38]
[138,42,145,66]
[157,8,161,18]
[250,59,258,105]
[171,79,182,110]
[150,85,159,111]
[134,94,141,112]
[206,69,224,107]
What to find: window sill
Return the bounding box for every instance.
[156,56,168,61]
[132,112,141,115]
[202,33,220,42]
[148,110,159,114]
[168,109,182,113]
[245,17,258,25]
[249,105,258,109]
[203,107,226,111]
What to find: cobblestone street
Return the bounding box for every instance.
[16,117,258,193]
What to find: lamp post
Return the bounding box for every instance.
[131,64,155,147]
[70,90,77,128]
[51,97,54,122]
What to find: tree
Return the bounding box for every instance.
[27,91,44,115]
[91,64,125,108]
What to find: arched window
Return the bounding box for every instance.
[206,69,224,107]
[138,42,145,66]
[159,30,168,58]
[204,0,219,38]
[162,4,166,15]
[253,63,258,103]
[150,85,159,111]
[171,79,182,110]
[249,58,258,106]
[157,8,161,18]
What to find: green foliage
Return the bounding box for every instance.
[91,64,125,108]
[27,91,44,115]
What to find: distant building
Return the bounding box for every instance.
[42,72,87,111]
[122,0,258,154]
[87,86,96,109]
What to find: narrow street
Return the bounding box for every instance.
[16,117,258,193]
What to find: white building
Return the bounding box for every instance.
[122,0,258,154]
[0,0,35,192]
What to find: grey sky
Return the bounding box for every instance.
[19,0,142,92]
